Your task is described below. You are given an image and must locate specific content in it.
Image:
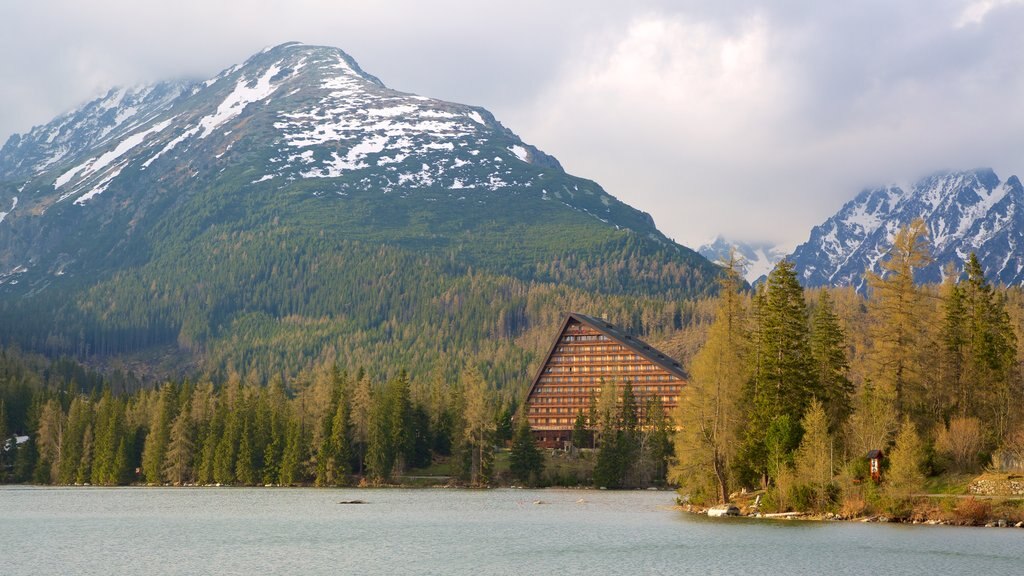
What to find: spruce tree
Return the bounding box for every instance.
[279,419,306,485]
[809,290,853,432]
[141,387,174,484]
[571,411,590,451]
[742,260,813,486]
[163,409,194,485]
[509,416,544,485]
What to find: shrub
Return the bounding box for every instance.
[952,497,991,526]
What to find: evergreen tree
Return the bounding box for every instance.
[571,410,590,451]
[640,395,672,486]
[959,254,1017,439]
[213,409,239,485]
[809,290,853,431]
[741,260,814,486]
[330,394,352,482]
[235,417,257,485]
[58,396,90,484]
[509,416,544,485]
[163,408,194,485]
[141,386,175,484]
[279,418,306,485]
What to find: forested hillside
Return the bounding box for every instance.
[6,220,1024,495]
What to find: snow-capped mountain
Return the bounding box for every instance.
[789,168,1024,288]
[0,42,710,292]
[697,236,786,283]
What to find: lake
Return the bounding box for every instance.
[2,486,1022,575]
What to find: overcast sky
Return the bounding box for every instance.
[3,0,1024,250]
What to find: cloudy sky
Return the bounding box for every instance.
[3,0,1024,250]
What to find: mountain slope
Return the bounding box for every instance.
[789,168,1024,289]
[0,43,719,382]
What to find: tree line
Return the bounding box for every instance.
[675,220,1024,514]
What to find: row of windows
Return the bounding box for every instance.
[548,353,642,364]
[528,399,679,416]
[532,385,680,398]
[528,397,679,413]
[560,334,608,343]
[538,374,677,385]
[554,344,625,354]
[546,362,661,372]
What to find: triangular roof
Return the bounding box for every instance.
[525,312,687,399]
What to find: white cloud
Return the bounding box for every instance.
[4,1,1024,251]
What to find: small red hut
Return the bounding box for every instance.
[867,449,884,482]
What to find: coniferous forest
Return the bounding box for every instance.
[4,221,1024,509]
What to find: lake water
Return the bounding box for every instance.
[2,487,1022,575]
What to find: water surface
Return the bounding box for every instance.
[2,487,1021,575]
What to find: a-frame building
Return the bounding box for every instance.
[524,312,686,448]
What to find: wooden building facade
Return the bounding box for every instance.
[524,313,686,448]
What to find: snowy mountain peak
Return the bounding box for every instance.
[789,168,1024,288]
[0,43,684,287]
[697,236,787,283]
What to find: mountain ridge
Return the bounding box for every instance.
[788,168,1024,289]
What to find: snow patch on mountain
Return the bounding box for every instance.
[0,196,16,224]
[198,63,284,138]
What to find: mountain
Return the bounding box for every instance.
[788,168,1024,289]
[697,236,786,283]
[0,42,719,382]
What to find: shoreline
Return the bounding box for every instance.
[680,500,1024,528]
